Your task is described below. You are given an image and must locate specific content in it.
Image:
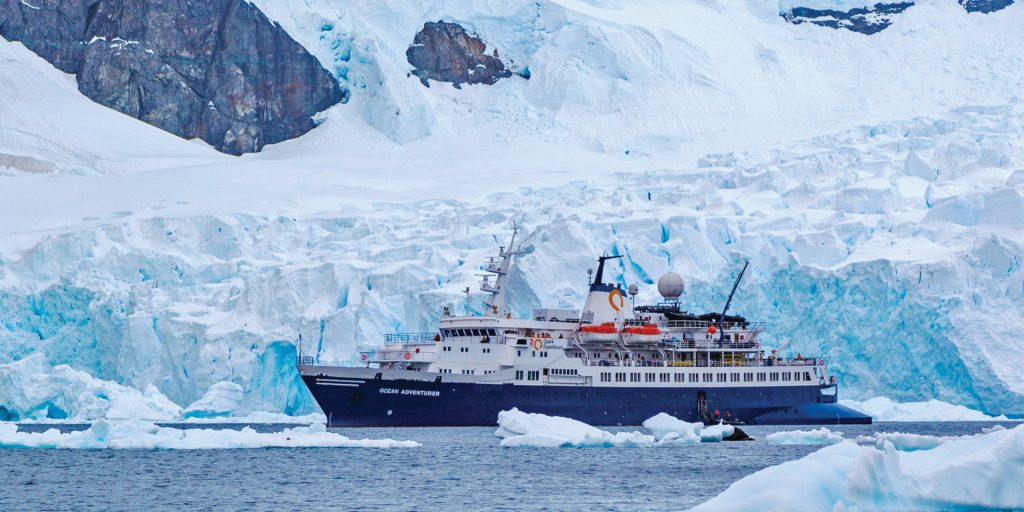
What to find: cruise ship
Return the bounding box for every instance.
[297,228,871,427]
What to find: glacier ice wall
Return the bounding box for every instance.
[0,106,1022,419]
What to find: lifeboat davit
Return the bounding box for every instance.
[621,323,662,345]
[579,322,619,342]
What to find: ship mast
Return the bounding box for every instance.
[479,224,525,316]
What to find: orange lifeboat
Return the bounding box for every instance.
[622,323,662,345]
[578,322,619,342]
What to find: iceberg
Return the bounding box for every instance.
[765,427,844,445]
[0,354,181,421]
[642,412,703,444]
[182,381,245,419]
[0,420,420,449]
[840,397,1011,422]
[495,408,655,448]
[692,424,1024,512]
[496,410,744,447]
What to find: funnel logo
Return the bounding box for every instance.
[608,288,625,311]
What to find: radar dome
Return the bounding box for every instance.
[657,272,684,299]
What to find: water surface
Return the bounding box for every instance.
[0,422,1004,511]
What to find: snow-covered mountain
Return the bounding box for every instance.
[1,0,1022,420]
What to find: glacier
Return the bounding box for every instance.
[693,424,1024,511]
[0,420,420,449]
[0,0,1023,420]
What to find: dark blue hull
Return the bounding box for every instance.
[301,368,872,427]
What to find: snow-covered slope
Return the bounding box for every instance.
[1,0,1023,420]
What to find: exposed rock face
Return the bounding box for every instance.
[960,0,1015,13]
[0,0,344,155]
[781,2,915,35]
[406,21,514,88]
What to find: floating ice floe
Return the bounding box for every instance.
[692,424,1024,512]
[839,397,1011,422]
[854,431,950,452]
[765,427,844,445]
[642,412,703,444]
[495,408,655,448]
[0,420,420,449]
[496,409,739,447]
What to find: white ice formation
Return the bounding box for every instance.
[0,420,420,449]
[495,409,738,447]
[765,427,845,445]
[693,424,1024,512]
[840,397,1012,422]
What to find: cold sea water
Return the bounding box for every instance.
[0,421,1006,511]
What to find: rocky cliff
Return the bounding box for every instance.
[0,0,344,155]
[406,21,515,88]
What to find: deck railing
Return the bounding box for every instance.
[584,357,821,368]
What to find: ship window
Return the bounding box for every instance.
[689,373,698,383]
[645,373,655,383]
[515,370,523,380]
[702,373,712,383]
[532,352,536,358]
[744,372,753,382]
[488,329,497,336]
[804,372,812,381]
[674,373,683,382]
[757,372,766,382]
[716,373,727,383]
[770,372,779,382]
[782,372,792,382]
[616,372,626,382]
[730,373,740,382]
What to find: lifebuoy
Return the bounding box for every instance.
[707,325,717,334]
[361,353,367,361]
[531,338,544,351]
[404,352,412,360]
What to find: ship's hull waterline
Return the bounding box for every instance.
[300,366,872,427]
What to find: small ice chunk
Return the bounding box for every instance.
[642,412,702,443]
[699,422,736,443]
[0,420,420,449]
[766,427,844,445]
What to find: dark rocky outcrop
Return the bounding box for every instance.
[781,2,915,35]
[406,21,517,89]
[0,0,344,155]
[960,0,1015,12]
